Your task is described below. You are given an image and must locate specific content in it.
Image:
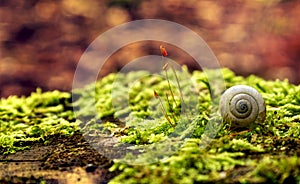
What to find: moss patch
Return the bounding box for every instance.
[0,89,78,154]
[1,68,299,183]
[72,68,300,183]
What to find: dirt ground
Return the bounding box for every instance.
[0,133,119,184]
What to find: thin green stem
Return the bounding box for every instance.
[165,93,177,122]
[154,91,174,128]
[169,62,185,110]
[163,64,178,107]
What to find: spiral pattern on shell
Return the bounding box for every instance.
[219,85,266,127]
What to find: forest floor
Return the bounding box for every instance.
[0,133,118,184]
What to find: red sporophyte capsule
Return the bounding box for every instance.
[154,91,159,98]
[160,45,168,57]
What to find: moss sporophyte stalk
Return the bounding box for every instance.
[1,54,300,182]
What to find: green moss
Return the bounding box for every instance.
[1,67,299,183]
[0,88,79,154]
[72,67,299,184]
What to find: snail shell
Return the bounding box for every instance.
[219,85,266,127]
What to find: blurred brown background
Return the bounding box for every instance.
[0,0,300,97]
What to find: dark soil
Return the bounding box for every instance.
[0,133,119,184]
